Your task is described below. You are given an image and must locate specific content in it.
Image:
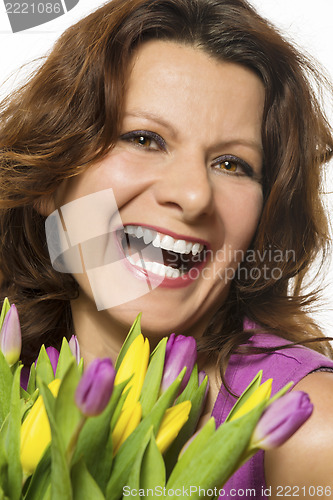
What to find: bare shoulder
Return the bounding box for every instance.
[265,371,333,499]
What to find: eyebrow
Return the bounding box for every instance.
[124,111,262,154]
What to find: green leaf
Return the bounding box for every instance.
[0,432,8,496]
[164,375,209,475]
[175,364,199,404]
[55,338,75,380]
[266,381,293,407]
[35,346,55,387]
[166,403,266,498]
[71,459,105,500]
[4,365,22,500]
[38,381,72,500]
[0,298,10,331]
[54,361,81,450]
[140,433,166,490]
[105,367,186,500]
[115,313,142,370]
[26,363,36,395]
[168,418,215,479]
[0,350,13,427]
[125,428,153,496]
[23,447,51,500]
[72,381,126,494]
[140,337,167,418]
[225,370,263,422]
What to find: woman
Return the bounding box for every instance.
[1,0,333,497]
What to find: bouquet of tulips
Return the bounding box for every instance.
[0,298,313,499]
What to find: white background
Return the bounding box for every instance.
[0,0,332,335]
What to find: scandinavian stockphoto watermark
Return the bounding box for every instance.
[45,188,295,311]
[3,0,79,33]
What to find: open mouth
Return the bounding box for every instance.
[117,225,207,279]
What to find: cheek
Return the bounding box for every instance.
[218,183,263,247]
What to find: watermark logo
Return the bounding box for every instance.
[4,0,79,33]
[45,189,164,311]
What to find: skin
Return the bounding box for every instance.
[41,41,333,496]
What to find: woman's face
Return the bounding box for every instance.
[52,40,264,341]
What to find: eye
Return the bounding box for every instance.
[212,155,254,178]
[120,130,166,151]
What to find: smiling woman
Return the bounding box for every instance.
[1,0,333,497]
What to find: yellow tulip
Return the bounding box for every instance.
[20,378,61,475]
[115,334,149,410]
[156,401,191,454]
[230,379,272,422]
[112,401,142,455]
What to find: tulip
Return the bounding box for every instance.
[20,378,61,475]
[0,304,22,366]
[155,401,192,454]
[251,391,313,450]
[112,401,142,455]
[75,358,115,417]
[69,335,81,364]
[161,334,197,394]
[45,346,60,375]
[230,379,272,422]
[115,334,149,410]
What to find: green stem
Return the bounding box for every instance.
[66,415,86,465]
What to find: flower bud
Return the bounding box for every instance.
[75,358,115,416]
[230,379,272,422]
[115,334,149,410]
[46,346,60,375]
[161,334,197,394]
[20,378,61,475]
[251,391,313,450]
[69,335,81,365]
[0,304,22,366]
[156,401,192,454]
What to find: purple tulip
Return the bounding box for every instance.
[34,346,60,375]
[252,391,313,450]
[161,334,197,394]
[69,335,81,365]
[75,358,115,416]
[0,304,22,365]
[46,346,60,375]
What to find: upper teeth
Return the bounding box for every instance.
[124,225,204,256]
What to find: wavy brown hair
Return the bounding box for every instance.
[0,0,332,365]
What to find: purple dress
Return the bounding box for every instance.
[211,319,333,499]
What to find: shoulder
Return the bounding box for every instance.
[265,371,333,499]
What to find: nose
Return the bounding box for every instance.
[153,152,214,222]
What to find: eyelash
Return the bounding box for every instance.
[120,130,255,178]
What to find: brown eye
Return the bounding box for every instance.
[217,160,238,173]
[133,136,152,147]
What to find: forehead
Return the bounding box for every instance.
[124,40,265,150]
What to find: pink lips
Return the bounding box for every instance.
[114,223,209,289]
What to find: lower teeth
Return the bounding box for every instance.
[126,255,183,278]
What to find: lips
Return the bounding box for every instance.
[117,224,208,280]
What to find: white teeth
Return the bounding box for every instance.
[128,255,178,278]
[135,226,144,238]
[173,239,187,254]
[160,235,175,251]
[191,243,201,256]
[185,242,193,254]
[125,225,135,235]
[124,225,205,258]
[152,234,161,247]
[143,228,156,245]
